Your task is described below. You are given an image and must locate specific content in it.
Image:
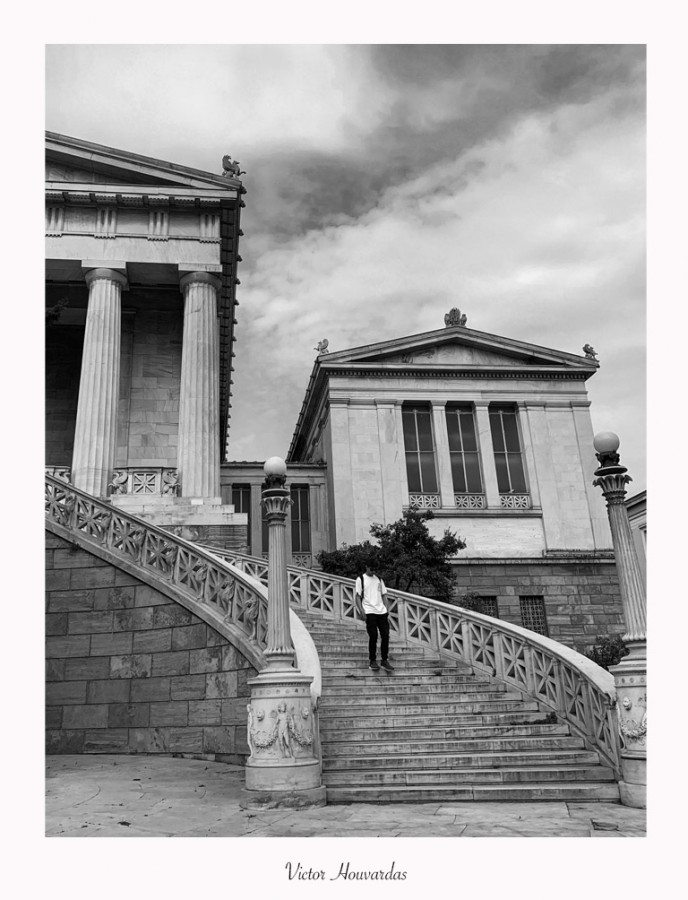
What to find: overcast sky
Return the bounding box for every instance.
[45,44,646,491]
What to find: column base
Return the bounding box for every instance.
[619,780,646,809]
[240,783,327,810]
[617,755,646,808]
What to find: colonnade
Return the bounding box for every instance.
[70,264,222,500]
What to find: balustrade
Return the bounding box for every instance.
[211,548,620,771]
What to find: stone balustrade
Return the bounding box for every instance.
[211,549,620,773]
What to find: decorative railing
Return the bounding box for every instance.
[408,493,441,509]
[45,466,71,482]
[454,493,486,509]
[211,549,620,772]
[500,493,531,509]
[109,467,179,497]
[45,474,271,669]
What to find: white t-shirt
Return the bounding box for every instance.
[355,573,387,615]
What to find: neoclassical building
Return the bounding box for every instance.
[45,132,248,546]
[45,134,624,648]
[286,313,624,644]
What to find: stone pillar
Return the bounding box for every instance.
[262,475,295,672]
[178,272,221,499]
[71,267,127,498]
[242,458,326,809]
[593,433,646,809]
[474,403,501,507]
[431,401,455,507]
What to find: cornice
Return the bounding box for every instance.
[323,364,590,381]
[46,185,239,209]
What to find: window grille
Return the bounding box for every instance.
[231,484,251,553]
[446,404,483,494]
[402,404,439,495]
[479,596,499,618]
[489,405,528,495]
[519,596,549,636]
[290,485,311,554]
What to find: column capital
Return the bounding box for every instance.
[83,265,128,290]
[179,270,222,293]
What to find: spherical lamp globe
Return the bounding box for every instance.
[593,432,620,455]
[264,456,287,478]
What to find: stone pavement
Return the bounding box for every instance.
[46,755,646,838]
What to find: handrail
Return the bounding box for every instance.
[205,548,620,772]
[44,476,322,705]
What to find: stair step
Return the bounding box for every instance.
[323,782,621,804]
[319,690,523,709]
[323,749,601,771]
[322,764,616,786]
[321,672,491,684]
[321,735,585,757]
[319,699,544,717]
[319,709,550,729]
[320,723,570,742]
[320,682,506,697]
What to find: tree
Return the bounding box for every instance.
[317,509,466,602]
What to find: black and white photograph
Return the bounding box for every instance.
[14,14,675,892]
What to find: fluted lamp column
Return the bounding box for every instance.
[178,271,221,499]
[593,431,647,809]
[242,457,326,809]
[262,456,296,671]
[71,267,126,498]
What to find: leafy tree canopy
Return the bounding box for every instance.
[317,509,466,602]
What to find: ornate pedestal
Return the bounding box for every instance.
[611,644,647,809]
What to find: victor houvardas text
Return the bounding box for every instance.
[285,861,407,881]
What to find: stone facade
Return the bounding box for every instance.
[46,533,255,760]
[45,132,246,539]
[452,556,624,650]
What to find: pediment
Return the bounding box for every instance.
[321,326,597,373]
[46,132,235,190]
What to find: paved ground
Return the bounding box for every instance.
[45,755,646,837]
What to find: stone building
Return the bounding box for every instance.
[44,135,636,770]
[45,131,247,547]
[286,313,624,647]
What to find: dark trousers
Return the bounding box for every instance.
[365,613,390,662]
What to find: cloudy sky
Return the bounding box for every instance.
[45,44,646,491]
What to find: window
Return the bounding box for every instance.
[489,405,527,494]
[290,485,311,554]
[519,596,548,636]
[446,404,483,494]
[231,485,251,553]
[478,596,499,618]
[402,405,438,495]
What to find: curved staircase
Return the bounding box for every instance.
[300,611,619,803]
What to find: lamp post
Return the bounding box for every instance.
[242,457,326,808]
[593,432,646,808]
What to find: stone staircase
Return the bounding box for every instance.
[300,611,619,803]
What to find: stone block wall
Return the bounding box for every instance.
[452,556,625,652]
[46,533,256,760]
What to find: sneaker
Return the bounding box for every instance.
[380,660,394,672]
[368,661,380,671]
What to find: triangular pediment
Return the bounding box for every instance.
[46,132,237,191]
[320,326,597,373]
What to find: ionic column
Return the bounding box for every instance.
[178,271,221,498]
[71,267,126,497]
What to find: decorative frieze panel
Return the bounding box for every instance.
[200,212,221,242]
[247,683,315,761]
[109,468,179,496]
[500,494,531,509]
[455,494,486,509]
[94,207,117,238]
[45,206,65,236]
[408,493,441,509]
[148,209,169,241]
[45,466,71,483]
